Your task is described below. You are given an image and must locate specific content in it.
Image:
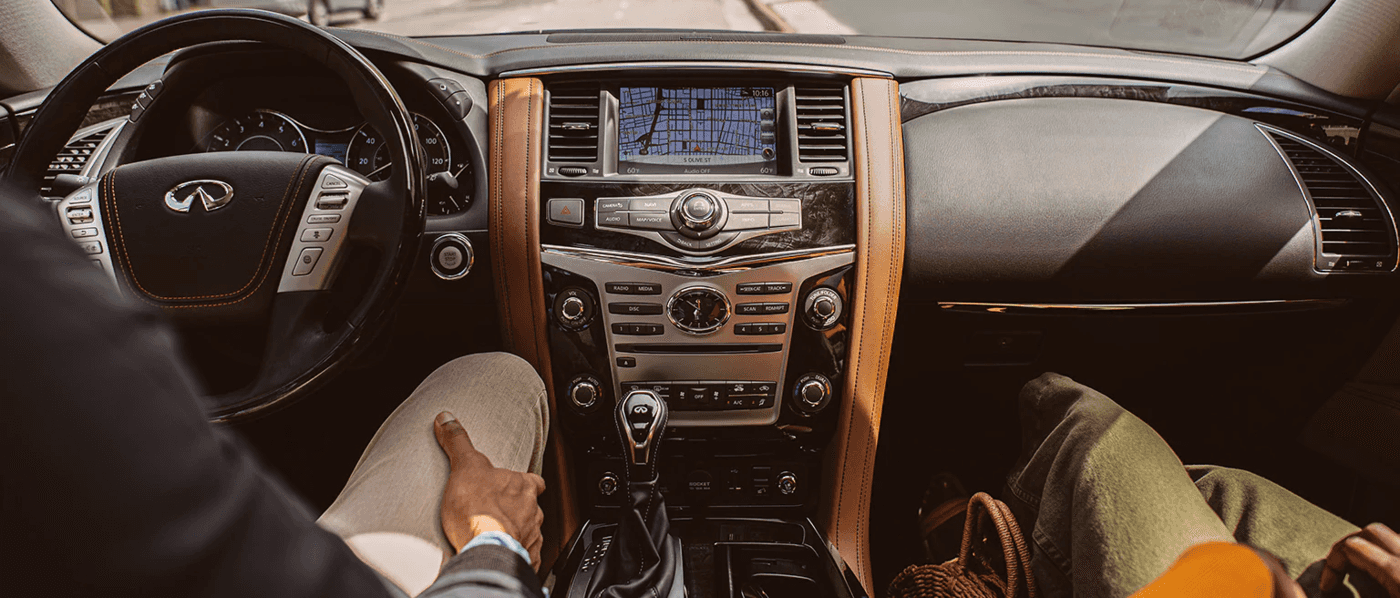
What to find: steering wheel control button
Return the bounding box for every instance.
[292,247,324,276]
[605,282,662,295]
[71,227,98,239]
[736,282,793,295]
[307,214,341,224]
[547,198,585,226]
[609,302,663,316]
[315,194,348,210]
[553,287,596,330]
[803,287,844,330]
[66,207,94,224]
[77,240,103,255]
[68,188,93,204]
[321,174,348,189]
[300,228,334,243]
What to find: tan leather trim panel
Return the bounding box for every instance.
[487,77,580,569]
[820,77,906,593]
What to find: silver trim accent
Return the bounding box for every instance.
[665,285,732,335]
[592,188,802,256]
[542,246,854,427]
[503,61,892,79]
[1256,123,1399,274]
[77,119,126,179]
[56,183,119,289]
[542,244,855,274]
[164,179,234,213]
[277,165,371,292]
[430,233,474,281]
[936,299,1350,315]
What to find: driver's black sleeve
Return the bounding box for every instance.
[0,186,541,598]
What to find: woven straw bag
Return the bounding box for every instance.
[887,492,1039,598]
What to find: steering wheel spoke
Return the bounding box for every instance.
[278,164,374,293]
[54,183,120,288]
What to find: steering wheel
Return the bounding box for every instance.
[3,10,426,422]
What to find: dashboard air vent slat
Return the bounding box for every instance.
[547,85,601,163]
[41,128,111,200]
[1267,131,1396,269]
[794,86,849,163]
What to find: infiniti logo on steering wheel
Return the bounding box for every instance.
[165,180,234,214]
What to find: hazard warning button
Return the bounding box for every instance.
[547,198,585,226]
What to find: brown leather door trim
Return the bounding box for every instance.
[487,77,579,569]
[820,77,906,593]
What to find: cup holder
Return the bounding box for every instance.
[721,544,835,598]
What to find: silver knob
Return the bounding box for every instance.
[799,380,827,408]
[560,296,586,323]
[569,379,599,409]
[598,472,620,496]
[679,192,719,230]
[778,471,798,496]
[804,287,842,330]
[794,374,832,415]
[813,296,836,317]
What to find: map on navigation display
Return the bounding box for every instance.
[618,86,777,174]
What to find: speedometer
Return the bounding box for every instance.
[204,111,308,153]
[346,113,471,216]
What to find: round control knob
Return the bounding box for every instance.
[793,373,833,415]
[777,471,798,496]
[569,378,600,410]
[598,472,620,497]
[429,233,473,281]
[553,287,595,331]
[561,296,586,322]
[680,193,718,230]
[803,287,843,330]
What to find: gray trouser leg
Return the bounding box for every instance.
[317,352,549,596]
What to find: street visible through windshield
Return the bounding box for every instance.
[56,0,1332,59]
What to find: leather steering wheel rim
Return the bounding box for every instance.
[3,9,426,422]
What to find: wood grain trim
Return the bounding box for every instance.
[487,77,580,570]
[820,77,906,593]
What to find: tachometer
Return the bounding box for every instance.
[203,111,308,153]
[346,113,472,216]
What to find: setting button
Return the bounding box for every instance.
[547,198,584,226]
[609,302,663,315]
[606,282,662,295]
[292,247,323,276]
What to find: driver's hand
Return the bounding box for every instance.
[1320,523,1400,596]
[433,411,546,569]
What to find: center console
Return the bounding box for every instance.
[533,72,865,598]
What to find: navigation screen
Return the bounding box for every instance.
[618,86,777,175]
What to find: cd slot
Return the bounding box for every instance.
[615,343,784,354]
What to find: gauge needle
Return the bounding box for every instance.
[366,163,391,179]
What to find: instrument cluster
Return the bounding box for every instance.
[197,108,473,216]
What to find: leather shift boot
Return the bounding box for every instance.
[585,478,681,598]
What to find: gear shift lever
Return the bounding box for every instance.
[617,390,666,471]
[585,390,683,598]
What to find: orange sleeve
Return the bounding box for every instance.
[1129,542,1275,598]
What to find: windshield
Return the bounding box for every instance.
[53,0,1333,60]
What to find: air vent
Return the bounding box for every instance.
[41,128,112,200]
[794,86,849,163]
[1267,129,1396,271]
[547,84,601,163]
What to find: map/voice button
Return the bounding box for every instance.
[630,213,672,230]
